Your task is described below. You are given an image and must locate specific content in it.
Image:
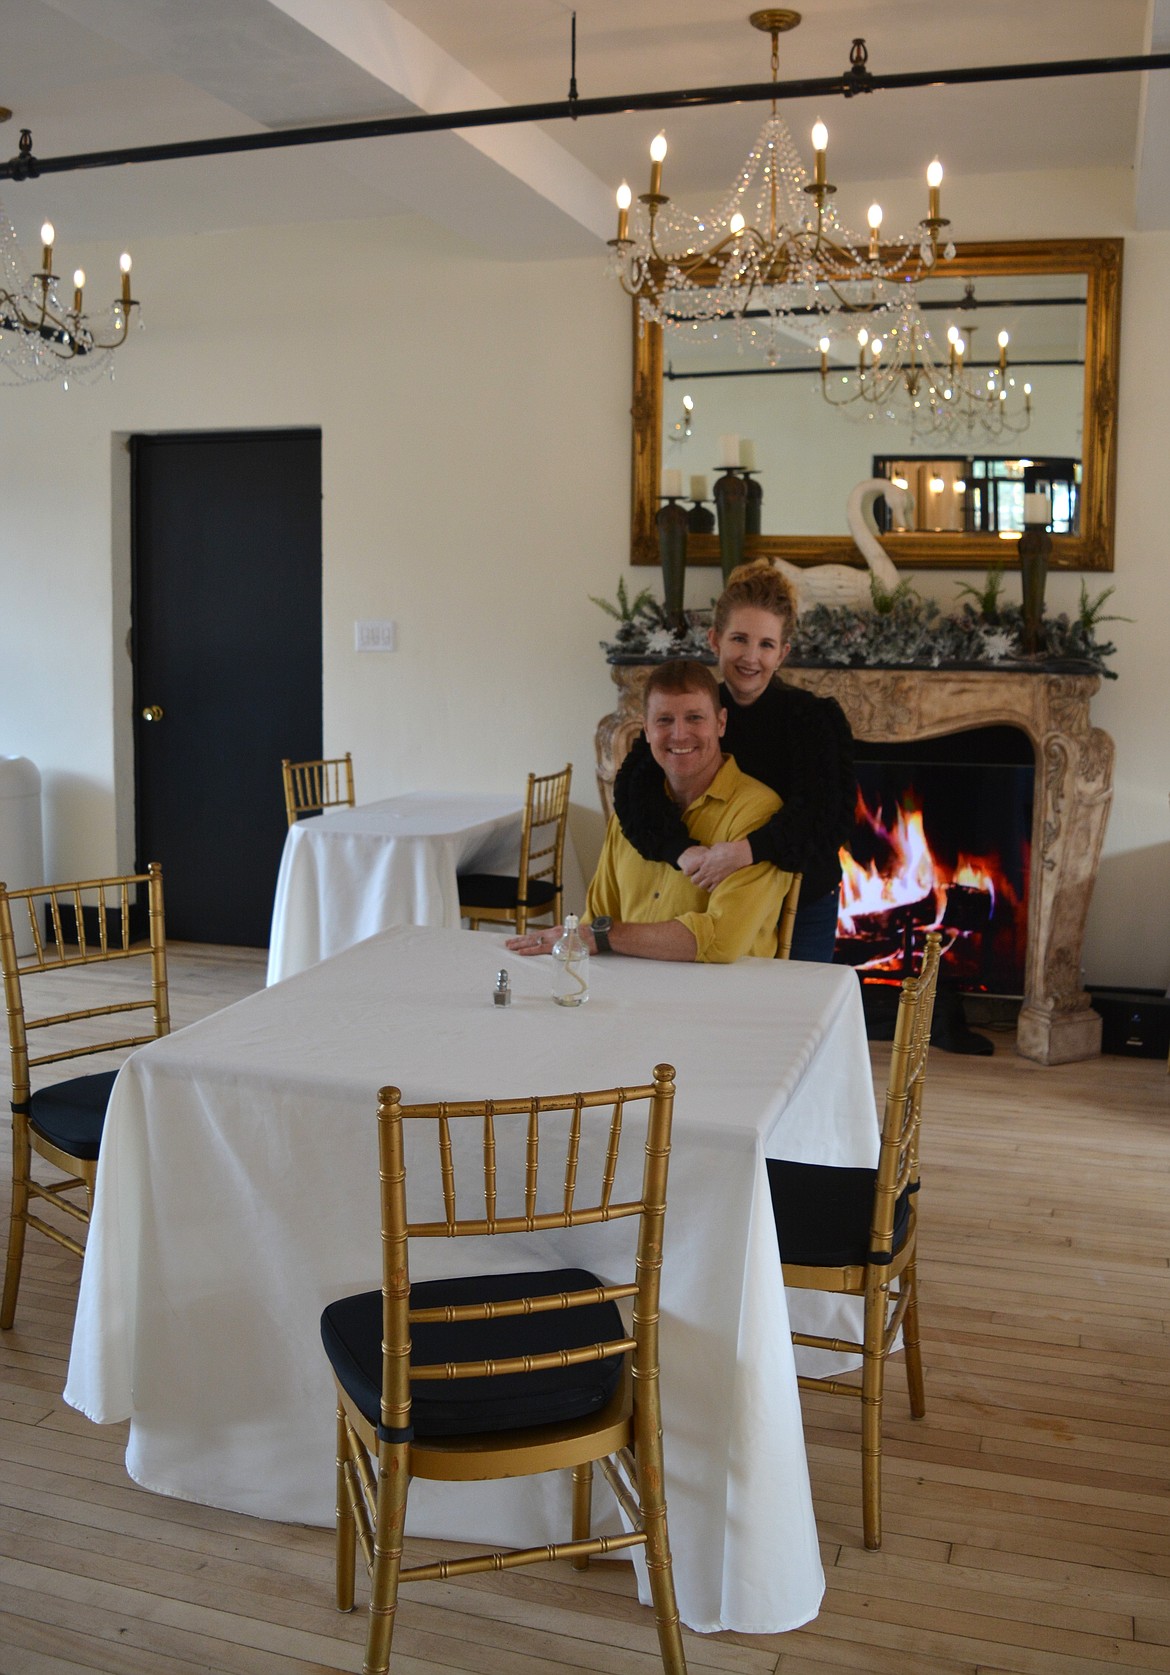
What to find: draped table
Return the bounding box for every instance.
[66,926,877,1636]
[266,792,586,985]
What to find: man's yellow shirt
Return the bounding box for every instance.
[584,754,791,962]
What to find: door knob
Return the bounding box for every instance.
[141,704,164,722]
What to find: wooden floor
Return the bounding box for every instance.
[1,945,1168,1675]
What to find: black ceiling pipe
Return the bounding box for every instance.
[4,50,1170,183]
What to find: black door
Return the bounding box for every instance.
[131,430,322,945]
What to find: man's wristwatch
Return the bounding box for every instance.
[590,916,613,954]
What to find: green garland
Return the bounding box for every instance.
[596,579,1122,678]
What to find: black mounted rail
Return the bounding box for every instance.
[4,50,1170,183]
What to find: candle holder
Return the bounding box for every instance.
[656,495,689,628]
[741,469,763,536]
[687,497,715,534]
[1017,520,1052,656]
[713,468,746,585]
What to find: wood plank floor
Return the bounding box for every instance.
[1,945,1167,1675]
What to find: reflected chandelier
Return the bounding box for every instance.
[608,11,955,357]
[818,297,1033,443]
[0,118,139,388]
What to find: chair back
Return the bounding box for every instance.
[0,865,170,1108]
[774,872,803,960]
[870,931,942,1261]
[516,763,572,914]
[282,753,355,826]
[375,1063,675,1443]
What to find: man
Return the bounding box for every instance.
[509,659,791,963]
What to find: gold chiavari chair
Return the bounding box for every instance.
[282,752,355,826]
[1,865,169,1329]
[320,1063,687,1675]
[774,872,802,960]
[457,762,571,934]
[768,930,942,1549]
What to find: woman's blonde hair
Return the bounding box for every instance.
[713,559,798,641]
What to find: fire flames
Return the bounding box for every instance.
[837,787,1026,981]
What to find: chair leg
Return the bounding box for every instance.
[860,1284,889,1551]
[363,1441,410,1675]
[571,1461,592,1571]
[335,1406,356,1612]
[0,1118,32,1330]
[901,1256,926,1420]
[633,1411,687,1671]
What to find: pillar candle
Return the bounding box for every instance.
[661,468,683,498]
[739,438,757,471]
[689,474,708,501]
[717,434,740,468]
[1023,492,1051,525]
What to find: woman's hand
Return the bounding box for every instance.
[679,839,753,892]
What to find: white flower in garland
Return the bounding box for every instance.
[646,627,678,655]
[981,627,1015,662]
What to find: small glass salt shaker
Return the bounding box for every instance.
[493,969,511,1007]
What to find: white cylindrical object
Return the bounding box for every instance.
[0,757,45,957]
[739,438,757,471]
[1024,492,1051,525]
[690,474,708,501]
[661,467,683,498]
[717,433,740,468]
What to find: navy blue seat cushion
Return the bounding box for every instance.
[767,1158,911,1267]
[456,874,558,911]
[321,1266,626,1438]
[27,1069,118,1162]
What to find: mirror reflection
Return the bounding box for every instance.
[631,240,1122,570]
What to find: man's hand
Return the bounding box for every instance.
[507,925,566,955]
[507,921,696,961]
[679,838,753,892]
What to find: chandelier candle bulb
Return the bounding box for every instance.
[812,119,828,187]
[739,439,757,471]
[661,467,683,498]
[690,474,708,501]
[120,252,133,304]
[927,158,943,222]
[72,270,84,312]
[868,202,883,258]
[39,222,54,272]
[615,181,631,242]
[648,132,667,198]
[717,433,740,468]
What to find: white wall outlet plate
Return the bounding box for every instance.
[355,619,397,652]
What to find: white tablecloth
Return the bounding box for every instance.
[267,792,586,985]
[66,928,877,1636]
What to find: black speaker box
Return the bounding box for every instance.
[1087,987,1170,1059]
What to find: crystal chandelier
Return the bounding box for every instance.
[608,11,955,358]
[817,290,1033,442]
[0,121,139,389]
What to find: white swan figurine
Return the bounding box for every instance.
[771,477,913,613]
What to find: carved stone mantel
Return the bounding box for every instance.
[596,664,1115,1067]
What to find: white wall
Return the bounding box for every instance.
[0,172,1166,989]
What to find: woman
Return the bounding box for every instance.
[612,560,855,963]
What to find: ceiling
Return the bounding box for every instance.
[1,0,1168,258]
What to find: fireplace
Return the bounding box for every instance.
[839,727,1034,997]
[596,666,1113,1064]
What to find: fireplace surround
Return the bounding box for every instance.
[596,666,1113,1065]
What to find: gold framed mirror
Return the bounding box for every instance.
[630,238,1122,571]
